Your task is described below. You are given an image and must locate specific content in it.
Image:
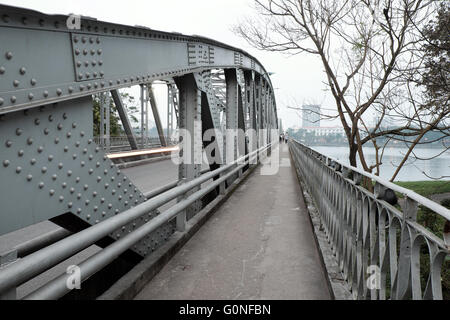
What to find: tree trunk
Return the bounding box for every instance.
[349,143,358,167]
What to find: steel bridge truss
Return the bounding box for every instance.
[0,5,278,299]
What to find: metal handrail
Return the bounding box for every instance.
[24,159,255,299]
[143,168,210,200]
[0,144,270,296]
[289,139,449,300]
[293,140,450,220]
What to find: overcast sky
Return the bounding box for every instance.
[1,0,339,129]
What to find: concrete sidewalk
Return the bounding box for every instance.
[134,143,331,300]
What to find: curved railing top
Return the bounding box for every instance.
[291,139,450,221]
[0,4,275,115]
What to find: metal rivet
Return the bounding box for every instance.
[56,88,62,96]
[48,115,53,122]
[59,196,64,202]
[64,146,69,152]
[13,80,20,87]
[68,202,73,208]
[30,158,36,165]
[39,182,44,189]
[43,90,49,97]
[27,174,32,181]
[41,167,47,173]
[62,182,67,188]
[38,146,44,153]
[30,78,37,86]
[58,163,63,169]
[5,52,13,60]
[28,93,34,100]
[18,150,24,157]
[10,96,16,103]
[54,138,59,144]
[0,98,3,105]
[44,128,49,135]
[27,138,33,145]
[16,128,22,136]
[68,86,74,93]
[19,67,26,75]
[86,214,91,220]
[49,189,55,196]
[3,160,10,167]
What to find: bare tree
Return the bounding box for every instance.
[235,0,449,180]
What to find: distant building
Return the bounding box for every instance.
[302,105,320,128]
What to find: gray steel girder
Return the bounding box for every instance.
[0,97,173,257]
[0,5,273,116]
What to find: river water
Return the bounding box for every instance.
[311,146,450,182]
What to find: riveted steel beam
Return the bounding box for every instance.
[174,74,202,229]
[147,85,167,147]
[110,89,138,150]
[0,5,273,116]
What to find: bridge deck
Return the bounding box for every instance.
[135,144,331,300]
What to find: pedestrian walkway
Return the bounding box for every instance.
[134,143,331,299]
